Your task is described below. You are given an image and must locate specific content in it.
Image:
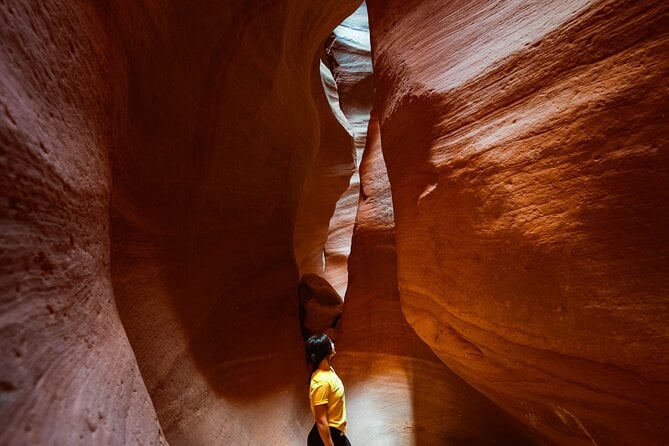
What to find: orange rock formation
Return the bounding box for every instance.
[1,0,667,445]
[1,0,362,443]
[336,111,533,444]
[366,0,669,444]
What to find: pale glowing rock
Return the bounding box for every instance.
[321,1,375,298]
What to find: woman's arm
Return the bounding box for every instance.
[314,404,334,446]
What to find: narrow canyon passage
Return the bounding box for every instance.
[1,1,667,446]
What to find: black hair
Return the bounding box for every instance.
[305,333,332,381]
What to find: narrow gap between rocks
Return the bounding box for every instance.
[298,1,373,339]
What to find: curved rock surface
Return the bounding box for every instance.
[0,2,164,444]
[3,0,667,444]
[336,111,533,445]
[319,2,375,298]
[366,0,669,444]
[107,1,361,444]
[1,0,362,444]
[325,1,375,150]
[293,60,356,282]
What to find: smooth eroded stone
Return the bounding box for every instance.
[294,60,356,282]
[107,0,361,443]
[2,0,362,444]
[336,112,534,445]
[319,2,375,298]
[0,1,164,444]
[367,0,669,444]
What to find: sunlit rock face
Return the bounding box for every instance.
[336,112,534,445]
[366,0,669,444]
[293,61,356,285]
[320,2,375,298]
[0,2,164,444]
[298,23,486,445]
[325,2,375,150]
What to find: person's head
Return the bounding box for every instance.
[305,333,335,371]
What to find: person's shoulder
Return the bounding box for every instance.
[311,369,334,383]
[312,369,330,377]
[310,375,329,392]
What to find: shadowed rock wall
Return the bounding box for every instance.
[0,2,165,444]
[1,0,362,444]
[366,0,669,444]
[3,0,667,444]
[105,1,361,444]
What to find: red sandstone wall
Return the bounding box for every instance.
[366,0,669,444]
[106,1,361,443]
[336,112,534,444]
[0,2,164,444]
[4,0,667,444]
[1,0,362,444]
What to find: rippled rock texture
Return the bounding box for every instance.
[1,0,361,444]
[366,0,669,444]
[0,2,165,444]
[335,111,533,445]
[2,0,667,445]
[107,1,365,444]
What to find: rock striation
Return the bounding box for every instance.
[0,2,164,444]
[1,0,362,444]
[335,111,534,444]
[2,0,667,444]
[366,0,669,444]
[106,1,362,444]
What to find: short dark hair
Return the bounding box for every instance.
[305,333,332,380]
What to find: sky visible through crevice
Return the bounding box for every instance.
[319,1,373,299]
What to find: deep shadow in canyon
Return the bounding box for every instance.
[1,0,667,445]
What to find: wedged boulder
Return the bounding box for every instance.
[298,274,344,338]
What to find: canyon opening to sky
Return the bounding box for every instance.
[1,1,668,445]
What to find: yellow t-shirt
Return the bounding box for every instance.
[309,367,347,433]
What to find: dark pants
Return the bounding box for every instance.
[307,424,351,446]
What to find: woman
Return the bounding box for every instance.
[305,333,351,446]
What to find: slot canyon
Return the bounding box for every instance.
[1,0,667,444]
